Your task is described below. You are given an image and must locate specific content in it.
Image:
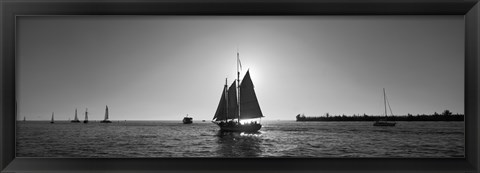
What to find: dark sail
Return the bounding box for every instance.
[105,106,109,121]
[240,70,264,119]
[213,85,228,121]
[83,108,89,123]
[74,109,78,121]
[227,81,238,120]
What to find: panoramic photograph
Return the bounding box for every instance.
[16,16,464,158]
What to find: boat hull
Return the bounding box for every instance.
[71,120,80,123]
[216,122,262,132]
[183,118,193,124]
[100,120,112,123]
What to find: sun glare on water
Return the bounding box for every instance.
[239,118,264,125]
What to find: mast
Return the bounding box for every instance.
[383,88,387,118]
[237,49,241,123]
[51,112,54,122]
[75,108,78,120]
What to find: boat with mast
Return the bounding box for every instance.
[83,108,89,123]
[212,51,264,132]
[50,112,54,123]
[23,116,26,122]
[71,109,80,123]
[373,88,396,126]
[100,105,112,123]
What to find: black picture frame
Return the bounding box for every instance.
[1,0,478,172]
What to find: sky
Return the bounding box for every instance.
[17,16,464,121]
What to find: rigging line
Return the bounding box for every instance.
[385,93,394,116]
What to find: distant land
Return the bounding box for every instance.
[296,110,464,122]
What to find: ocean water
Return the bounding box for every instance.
[16,120,464,158]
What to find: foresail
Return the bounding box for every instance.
[213,86,228,121]
[227,81,238,120]
[240,70,264,119]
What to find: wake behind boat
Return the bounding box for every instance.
[212,51,264,132]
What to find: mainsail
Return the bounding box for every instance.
[74,109,79,121]
[213,70,263,121]
[84,109,88,121]
[239,70,264,119]
[104,106,109,121]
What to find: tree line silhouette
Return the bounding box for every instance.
[296,110,463,121]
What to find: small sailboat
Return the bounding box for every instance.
[83,108,89,123]
[183,114,193,124]
[100,105,112,123]
[50,112,54,124]
[373,88,396,126]
[23,116,26,122]
[71,109,80,123]
[212,52,264,132]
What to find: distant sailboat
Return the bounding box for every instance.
[373,88,397,126]
[100,105,111,123]
[212,52,264,132]
[23,116,26,122]
[83,108,89,123]
[50,112,54,124]
[71,109,80,123]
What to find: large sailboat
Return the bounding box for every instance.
[50,112,54,124]
[100,105,112,123]
[71,109,80,123]
[83,108,89,123]
[373,88,397,126]
[212,52,264,132]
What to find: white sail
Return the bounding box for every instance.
[239,70,264,119]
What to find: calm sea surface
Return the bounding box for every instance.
[16,120,464,158]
